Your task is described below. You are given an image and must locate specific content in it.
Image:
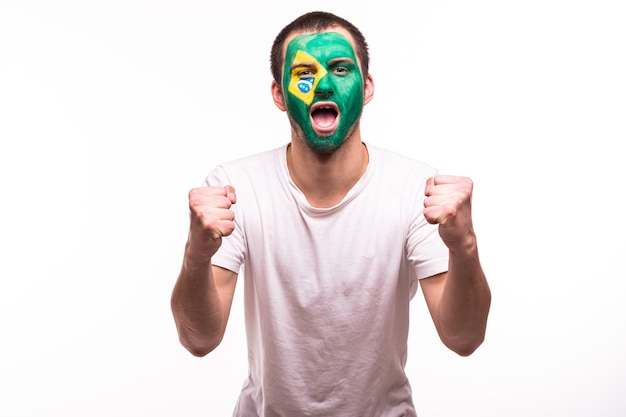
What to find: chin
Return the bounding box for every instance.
[305,135,346,155]
[290,118,356,155]
[307,123,359,155]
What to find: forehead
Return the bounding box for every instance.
[282,28,358,62]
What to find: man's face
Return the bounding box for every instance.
[282,31,364,153]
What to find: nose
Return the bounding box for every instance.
[314,75,334,99]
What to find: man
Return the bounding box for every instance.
[171,11,491,417]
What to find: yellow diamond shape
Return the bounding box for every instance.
[287,50,328,105]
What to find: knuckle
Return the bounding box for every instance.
[462,177,473,193]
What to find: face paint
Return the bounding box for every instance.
[282,32,364,153]
[287,50,328,105]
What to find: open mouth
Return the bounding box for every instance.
[310,102,339,134]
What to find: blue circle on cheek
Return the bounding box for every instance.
[297,78,314,93]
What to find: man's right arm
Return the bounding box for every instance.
[170,186,238,357]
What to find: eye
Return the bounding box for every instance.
[297,69,315,77]
[331,67,349,76]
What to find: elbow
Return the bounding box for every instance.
[444,332,485,357]
[171,297,225,357]
[179,332,223,357]
[451,337,484,357]
[175,316,225,357]
[172,310,224,357]
[184,342,217,358]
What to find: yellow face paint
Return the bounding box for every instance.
[287,50,328,105]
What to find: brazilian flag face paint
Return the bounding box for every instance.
[283,32,364,153]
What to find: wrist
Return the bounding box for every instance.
[446,233,478,258]
[184,240,217,272]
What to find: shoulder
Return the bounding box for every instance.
[366,143,439,179]
[205,145,287,185]
[220,145,286,170]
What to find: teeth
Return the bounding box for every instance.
[313,104,335,110]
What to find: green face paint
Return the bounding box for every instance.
[282,32,364,153]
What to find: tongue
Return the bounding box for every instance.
[313,109,336,128]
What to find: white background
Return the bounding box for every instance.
[1,0,625,416]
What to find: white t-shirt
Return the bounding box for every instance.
[206,143,449,417]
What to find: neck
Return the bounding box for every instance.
[287,132,369,208]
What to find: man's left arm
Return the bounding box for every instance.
[420,175,492,356]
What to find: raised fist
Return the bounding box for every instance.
[187,185,237,259]
[423,175,476,250]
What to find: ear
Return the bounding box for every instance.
[363,74,375,105]
[272,80,287,112]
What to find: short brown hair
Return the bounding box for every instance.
[270,11,370,87]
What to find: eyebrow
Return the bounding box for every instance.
[290,61,317,71]
[328,57,355,66]
[290,57,356,71]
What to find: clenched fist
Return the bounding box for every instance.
[187,185,237,260]
[423,175,476,250]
